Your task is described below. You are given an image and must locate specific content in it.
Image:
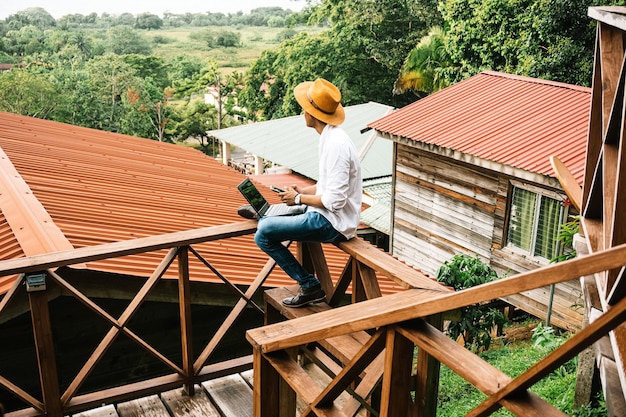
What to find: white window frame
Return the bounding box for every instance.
[506,181,569,261]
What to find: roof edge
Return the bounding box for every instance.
[481,70,591,93]
[382,133,564,189]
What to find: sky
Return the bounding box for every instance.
[0,0,309,20]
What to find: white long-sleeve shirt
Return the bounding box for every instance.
[310,124,362,239]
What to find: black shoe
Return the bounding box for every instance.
[238,204,258,220]
[282,284,326,308]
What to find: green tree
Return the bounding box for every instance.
[394,26,452,96]
[105,26,152,55]
[121,82,175,141]
[3,25,46,56]
[135,13,163,30]
[170,100,219,155]
[239,0,442,119]
[4,7,56,30]
[439,0,626,86]
[83,54,143,132]
[122,54,170,89]
[0,68,58,118]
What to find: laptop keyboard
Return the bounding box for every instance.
[267,204,297,216]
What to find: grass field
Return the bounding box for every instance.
[148,25,325,74]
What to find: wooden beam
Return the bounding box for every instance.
[303,242,333,299]
[178,247,194,395]
[327,259,353,307]
[252,349,282,417]
[414,315,442,417]
[28,286,62,417]
[396,320,566,417]
[311,329,386,408]
[62,247,180,403]
[379,326,414,417]
[336,238,443,291]
[468,285,626,415]
[194,256,276,373]
[357,263,382,300]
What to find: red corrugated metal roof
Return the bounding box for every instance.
[0,112,406,295]
[368,71,590,185]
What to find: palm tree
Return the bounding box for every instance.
[394,26,451,96]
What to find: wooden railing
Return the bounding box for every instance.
[6,217,618,417]
[247,242,626,417]
[0,221,266,417]
[0,220,435,417]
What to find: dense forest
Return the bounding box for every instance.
[1,0,625,151]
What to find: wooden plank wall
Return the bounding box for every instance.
[392,144,583,330]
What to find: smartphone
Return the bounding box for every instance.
[270,185,285,193]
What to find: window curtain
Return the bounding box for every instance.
[534,196,562,259]
[508,187,536,251]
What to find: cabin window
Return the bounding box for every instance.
[507,185,566,260]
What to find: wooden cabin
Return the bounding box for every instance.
[368,71,590,331]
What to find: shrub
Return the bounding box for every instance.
[436,254,507,351]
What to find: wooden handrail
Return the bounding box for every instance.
[0,220,258,278]
[335,238,444,290]
[247,241,626,353]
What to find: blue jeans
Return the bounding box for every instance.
[254,211,346,289]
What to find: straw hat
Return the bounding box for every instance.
[294,78,345,125]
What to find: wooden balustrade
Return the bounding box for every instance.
[0,221,434,417]
[8,218,620,417]
[1,221,263,416]
[247,242,626,416]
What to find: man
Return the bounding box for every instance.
[246,78,362,307]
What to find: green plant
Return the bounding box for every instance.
[436,254,507,351]
[552,215,580,263]
[531,322,559,351]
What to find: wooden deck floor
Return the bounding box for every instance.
[72,360,365,417]
[74,371,255,417]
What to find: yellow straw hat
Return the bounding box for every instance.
[294,78,345,125]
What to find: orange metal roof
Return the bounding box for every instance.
[368,71,590,185]
[0,112,406,295]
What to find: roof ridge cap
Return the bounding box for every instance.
[0,146,75,256]
[481,70,591,93]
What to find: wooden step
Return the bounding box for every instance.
[263,286,383,416]
[265,286,378,367]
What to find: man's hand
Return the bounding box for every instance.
[280,187,299,205]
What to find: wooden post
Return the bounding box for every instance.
[178,247,194,395]
[27,272,62,417]
[380,326,413,417]
[415,315,443,417]
[252,348,295,417]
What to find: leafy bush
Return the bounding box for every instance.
[531,322,559,351]
[436,254,507,351]
[551,215,580,263]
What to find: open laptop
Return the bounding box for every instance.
[237,178,307,217]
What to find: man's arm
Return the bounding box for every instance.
[280,185,324,208]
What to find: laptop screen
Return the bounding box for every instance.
[237,179,268,213]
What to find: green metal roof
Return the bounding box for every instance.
[208,102,395,181]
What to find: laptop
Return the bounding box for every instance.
[237,178,307,217]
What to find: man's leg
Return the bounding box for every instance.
[254,211,344,307]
